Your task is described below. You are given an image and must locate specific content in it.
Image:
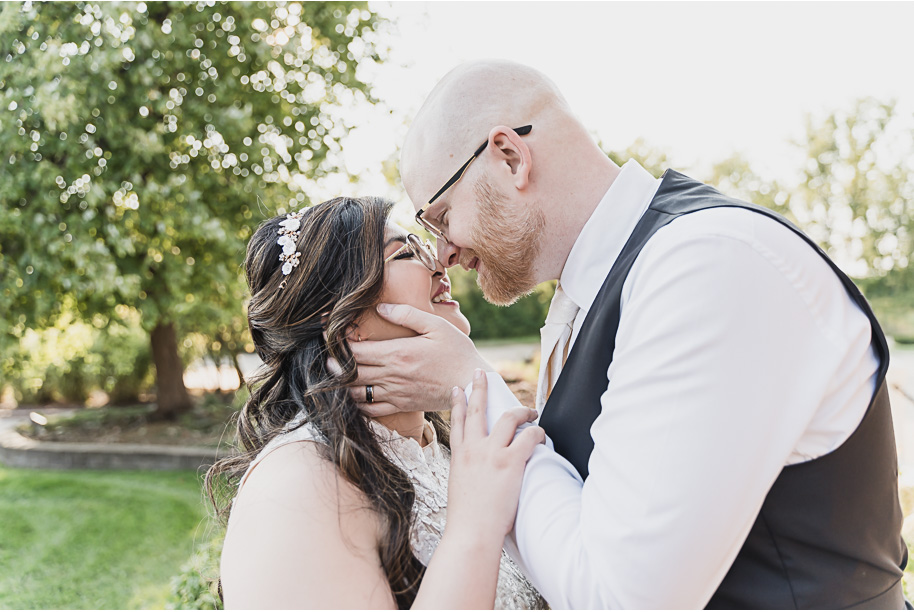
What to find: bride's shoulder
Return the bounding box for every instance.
[229,439,379,532]
[222,440,388,608]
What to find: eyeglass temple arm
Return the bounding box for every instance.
[423,125,533,209]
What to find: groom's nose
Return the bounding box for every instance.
[436,239,461,268]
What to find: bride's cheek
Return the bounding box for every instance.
[379,268,408,303]
[381,268,424,309]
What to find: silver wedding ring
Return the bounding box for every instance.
[365,385,374,403]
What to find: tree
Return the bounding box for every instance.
[0,1,384,418]
[605,137,671,177]
[791,98,914,278]
[791,99,914,342]
[706,153,794,222]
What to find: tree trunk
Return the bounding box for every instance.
[150,321,193,420]
[230,352,245,389]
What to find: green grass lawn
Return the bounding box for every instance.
[0,464,908,608]
[0,465,212,609]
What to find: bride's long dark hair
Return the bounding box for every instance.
[205,196,449,608]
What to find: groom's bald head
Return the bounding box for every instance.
[400,60,575,201]
[400,60,618,288]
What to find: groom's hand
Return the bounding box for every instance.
[342,303,493,417]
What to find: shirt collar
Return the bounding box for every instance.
[559,160,663,312]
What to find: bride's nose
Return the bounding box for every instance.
[431,256,444,278]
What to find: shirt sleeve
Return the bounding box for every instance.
[497,226,860,608]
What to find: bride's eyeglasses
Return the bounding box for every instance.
[384,234,440,271]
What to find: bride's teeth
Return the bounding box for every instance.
[432,291,452,303]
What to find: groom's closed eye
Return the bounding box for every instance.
[431,205,448,230]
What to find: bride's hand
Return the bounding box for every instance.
[445,370,546,544]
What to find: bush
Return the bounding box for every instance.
[1,310,153,405]
[856,271,914,344]
[96,320,154,404]
[3,314,98,404]
[448,266,554,340]
[166,533,224,610]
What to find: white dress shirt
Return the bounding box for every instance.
[468,160,879,608]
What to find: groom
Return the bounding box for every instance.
[349,60,909,608]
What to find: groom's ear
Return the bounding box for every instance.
[487,125,532,191]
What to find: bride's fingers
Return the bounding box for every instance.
[489,407,539,448]
[508,425,547,460]
[465,369,489,440]
[449,386,467,448]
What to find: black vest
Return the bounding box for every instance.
[539,170,909,609]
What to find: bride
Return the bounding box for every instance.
[206,196,548,609]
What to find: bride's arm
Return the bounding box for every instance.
[222,373,544,609]
[413,373,544,608]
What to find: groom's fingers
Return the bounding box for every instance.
[354,400,399,418]
[348,382,386,403]
[348,382,402,417]
[375,303,445,337]
[347,338,403,367]
[349,362,385,387]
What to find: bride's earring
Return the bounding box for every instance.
[347,323,362,342]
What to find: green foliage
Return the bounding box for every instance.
[706,153,795,222]
[1,306,152,404]
[856,267,914,343]
[0,0,384,398]
[0,466,208,608]
[166,534,224,610]
[605,137,671,177]
[447,265,554,340]
[792,98,914,276]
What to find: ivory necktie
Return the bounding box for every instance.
[535,284,580,412]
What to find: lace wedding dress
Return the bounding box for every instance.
[237,413,548,610]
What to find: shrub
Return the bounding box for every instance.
[166,534,224,610]
[0,311,153,405]
[448,266,554,340]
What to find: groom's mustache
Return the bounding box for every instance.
[458,250,482,272]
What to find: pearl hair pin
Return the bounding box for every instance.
[276,210,305,289]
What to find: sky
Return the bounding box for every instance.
[317,1,914,219]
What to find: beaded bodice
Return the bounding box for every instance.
[241,413,547,610]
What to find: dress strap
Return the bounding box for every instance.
[238,412,322,488]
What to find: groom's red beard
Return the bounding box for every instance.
[465,176,545,306]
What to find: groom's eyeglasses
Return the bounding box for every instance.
[415,125,533,243]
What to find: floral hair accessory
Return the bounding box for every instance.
[276,210,305,289]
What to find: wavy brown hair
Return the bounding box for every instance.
[205,196,449,608]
